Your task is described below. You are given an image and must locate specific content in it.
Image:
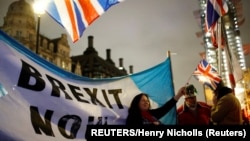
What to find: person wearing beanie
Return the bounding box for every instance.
[177,84,211,125]
[210,86,243,125]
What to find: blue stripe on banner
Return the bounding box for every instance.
[0,83,8,97]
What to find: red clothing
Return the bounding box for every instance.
[177,102,211,125]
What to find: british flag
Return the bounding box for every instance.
[205,0,228,49]
[206,0,228,29]
[193,59,222,90]
[45,0,124,43]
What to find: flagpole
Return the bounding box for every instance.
[167,51,191,86]
[219,17,236,89]
[224,43,236,89]
[167,50,171,58]
[217,18,222,75]
[167,50,180,124]
[186,73,193,86]
[167,50,177,93]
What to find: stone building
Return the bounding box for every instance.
[71,36,128,78]
[0,0,72,72]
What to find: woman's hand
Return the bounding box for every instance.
[174,86,186,101]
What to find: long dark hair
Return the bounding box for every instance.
[126,93,150,125]
[128,93,150,114]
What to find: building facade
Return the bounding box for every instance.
[71,35,128,78]
[0,0,72,72]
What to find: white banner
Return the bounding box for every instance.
[0,30,175,141]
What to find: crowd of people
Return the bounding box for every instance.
[126,83,247,125]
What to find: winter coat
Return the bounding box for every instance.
[177,102,211,125]
[211,93,242,125]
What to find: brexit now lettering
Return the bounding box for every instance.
[17,59,124,109]
[30,106,108,139]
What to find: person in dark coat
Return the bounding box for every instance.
[211,86,243,125]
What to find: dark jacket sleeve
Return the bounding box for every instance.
[149,97,177,119]
[126,114,143,126]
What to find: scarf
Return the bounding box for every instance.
[141,111,157,123]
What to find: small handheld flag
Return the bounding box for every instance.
[193,59,222,90]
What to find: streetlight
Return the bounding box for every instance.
[33,1,45,54]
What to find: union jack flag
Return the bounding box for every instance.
[205,0,228,49]
[206,0,228,30]
[193,59,222,90]
[45,0,124,43]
